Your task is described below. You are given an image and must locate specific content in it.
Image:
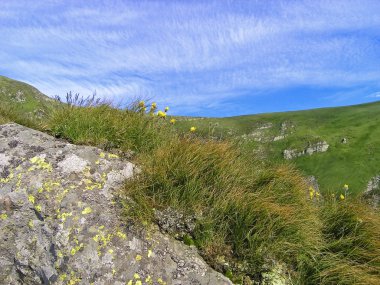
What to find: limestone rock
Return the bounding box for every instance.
[364,175,380,208]
[0,123,231,285]
[273,135,285,142]
[283,141,329,160]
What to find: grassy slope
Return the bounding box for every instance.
[0,75,57,126]
[176,101,380,195]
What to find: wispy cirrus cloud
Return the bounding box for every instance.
[0,0,380,116]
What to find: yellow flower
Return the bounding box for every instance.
[151,102,157,109]
[340,194,345,200]
[164,106,169,112]
[170,118,176,124]
[157,111,167,118]
[309,190,314,199]
[138,101,145,108]
[343,184,349,190]
[190,127,196,132]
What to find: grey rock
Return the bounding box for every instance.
[154,208,197,237]
[283,141,329,160]
[306,176,319,192]
[364,175,380,208]
[0,123,231,285]
[273,135,285,142]
[257,123,273,130]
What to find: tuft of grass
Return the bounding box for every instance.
[124,137,322,282]
[310,199,380,285]
[48,101,174,154]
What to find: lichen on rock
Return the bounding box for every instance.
[0,123,231,285]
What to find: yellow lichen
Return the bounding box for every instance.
[28,195,35,204]
[58,212,73,222]
[99,152,106,158]
[28,220,34,228]
[59,273,67,281]
[0,213,8,220]
[135,254,142,261]
[116,230,127,239]
[145,275,153,284]
[134,273,140,279]
[0,170,14,183]
[147,249,153,258]
[29,156,52,172]
[35,205,42,212]
[108,153,119,159]
[70,243,84,255]
[82,207,92,215]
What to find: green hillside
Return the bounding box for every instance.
[0,75,56,125]
[176,101,380,195]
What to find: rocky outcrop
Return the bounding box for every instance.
[0,123,231,285]
[283,141,329,160]
[273,122,294,142]
[364,175,380,208]
[242,122,274,142]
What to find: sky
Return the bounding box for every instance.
[0,0,380,117]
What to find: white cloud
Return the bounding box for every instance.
[368,92,380,98]
[0,0,380,115]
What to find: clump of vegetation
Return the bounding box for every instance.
[126,137,323,282]
[311,199,380,284]
[48,96,174,153]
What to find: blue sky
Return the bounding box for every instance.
[1,0,380,117]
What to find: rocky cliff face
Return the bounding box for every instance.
[0,123,231,285]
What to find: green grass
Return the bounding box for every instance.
[125,138,323,283]
[48,104,174,153]
[1,77,379,284]
[0,75,58,128]
[175,101,380,195]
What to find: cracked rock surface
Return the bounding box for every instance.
[0,123,231,285]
